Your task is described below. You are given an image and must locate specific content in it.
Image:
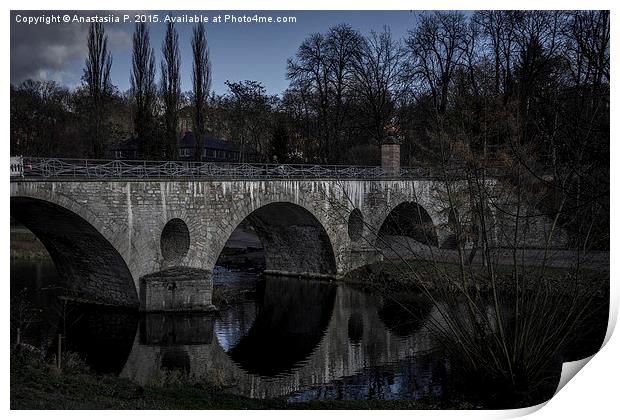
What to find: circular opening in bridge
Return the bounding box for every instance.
[348,209,364,242]
[161,218,190,265]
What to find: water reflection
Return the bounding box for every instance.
[62,305,138,375]
[13,258,602,405]
[11,259,62,349]
[120,274,438,399]
[225,276,337,377]
[12,260,444,400]
[140,313,214,345]
[347,313,364,344]
[378,295,433,337]
[288,353,450,402]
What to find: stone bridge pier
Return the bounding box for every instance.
[10,177,565,311]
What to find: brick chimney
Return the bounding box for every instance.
[381,142,400,176]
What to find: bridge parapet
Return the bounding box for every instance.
[9,156,490,181]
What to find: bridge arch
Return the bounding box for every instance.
[213,201,338,277]
[10,196,138,308]
[376,201,440,248]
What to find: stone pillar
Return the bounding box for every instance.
[139,267,216,312]
[381,143,401,176]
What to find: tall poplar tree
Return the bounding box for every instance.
[160,21,181,159]
[82,22,112,158]
[130,22,156,157]
[191,23,211,161]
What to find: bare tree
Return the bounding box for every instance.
[325,24,363,161]
[287,33,331,162]
[223,80,275,161]
[160,21,181,159]
[82,22,113,158]
[287,25,364,163]
[473,11,523,95]
[351,27,406,145]
[406,11,470,117]
[191,23,211,161]
[130,22,156,157]
[281,84,316,161]
[563,10,610,89]
[11,81,72,157]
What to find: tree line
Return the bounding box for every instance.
[11,11,609,173]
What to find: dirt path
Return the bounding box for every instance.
[378,236,609,272]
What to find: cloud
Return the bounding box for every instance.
[11,11,131,88]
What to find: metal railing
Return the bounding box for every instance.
[10,156,477,181]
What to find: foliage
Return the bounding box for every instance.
[268,119,290,163]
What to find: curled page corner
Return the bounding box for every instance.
[551,292,618,393]
[601,300,618,349]
[554,355,594,397]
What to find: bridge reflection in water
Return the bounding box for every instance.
[119,276,441,399]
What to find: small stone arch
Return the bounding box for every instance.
[376,201,439,247]
[347,208,364,242]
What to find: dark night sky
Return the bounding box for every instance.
[11,10,421,96]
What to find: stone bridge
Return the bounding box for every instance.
[10,157,565,310]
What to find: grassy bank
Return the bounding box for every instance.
[11,228,50,260]
[10,243,51,260]
[11,347,454,410]
[343,259,608,297]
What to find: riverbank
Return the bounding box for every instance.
[11,347,463,409]
[378,236,609,272]
[343,259,609,298]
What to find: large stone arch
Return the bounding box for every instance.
[211,199,338,277]
[9,183,157,283]
[10,196,138,308]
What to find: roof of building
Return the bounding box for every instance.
[178,131,240,152]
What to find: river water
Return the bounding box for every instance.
[10,257,607,408]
